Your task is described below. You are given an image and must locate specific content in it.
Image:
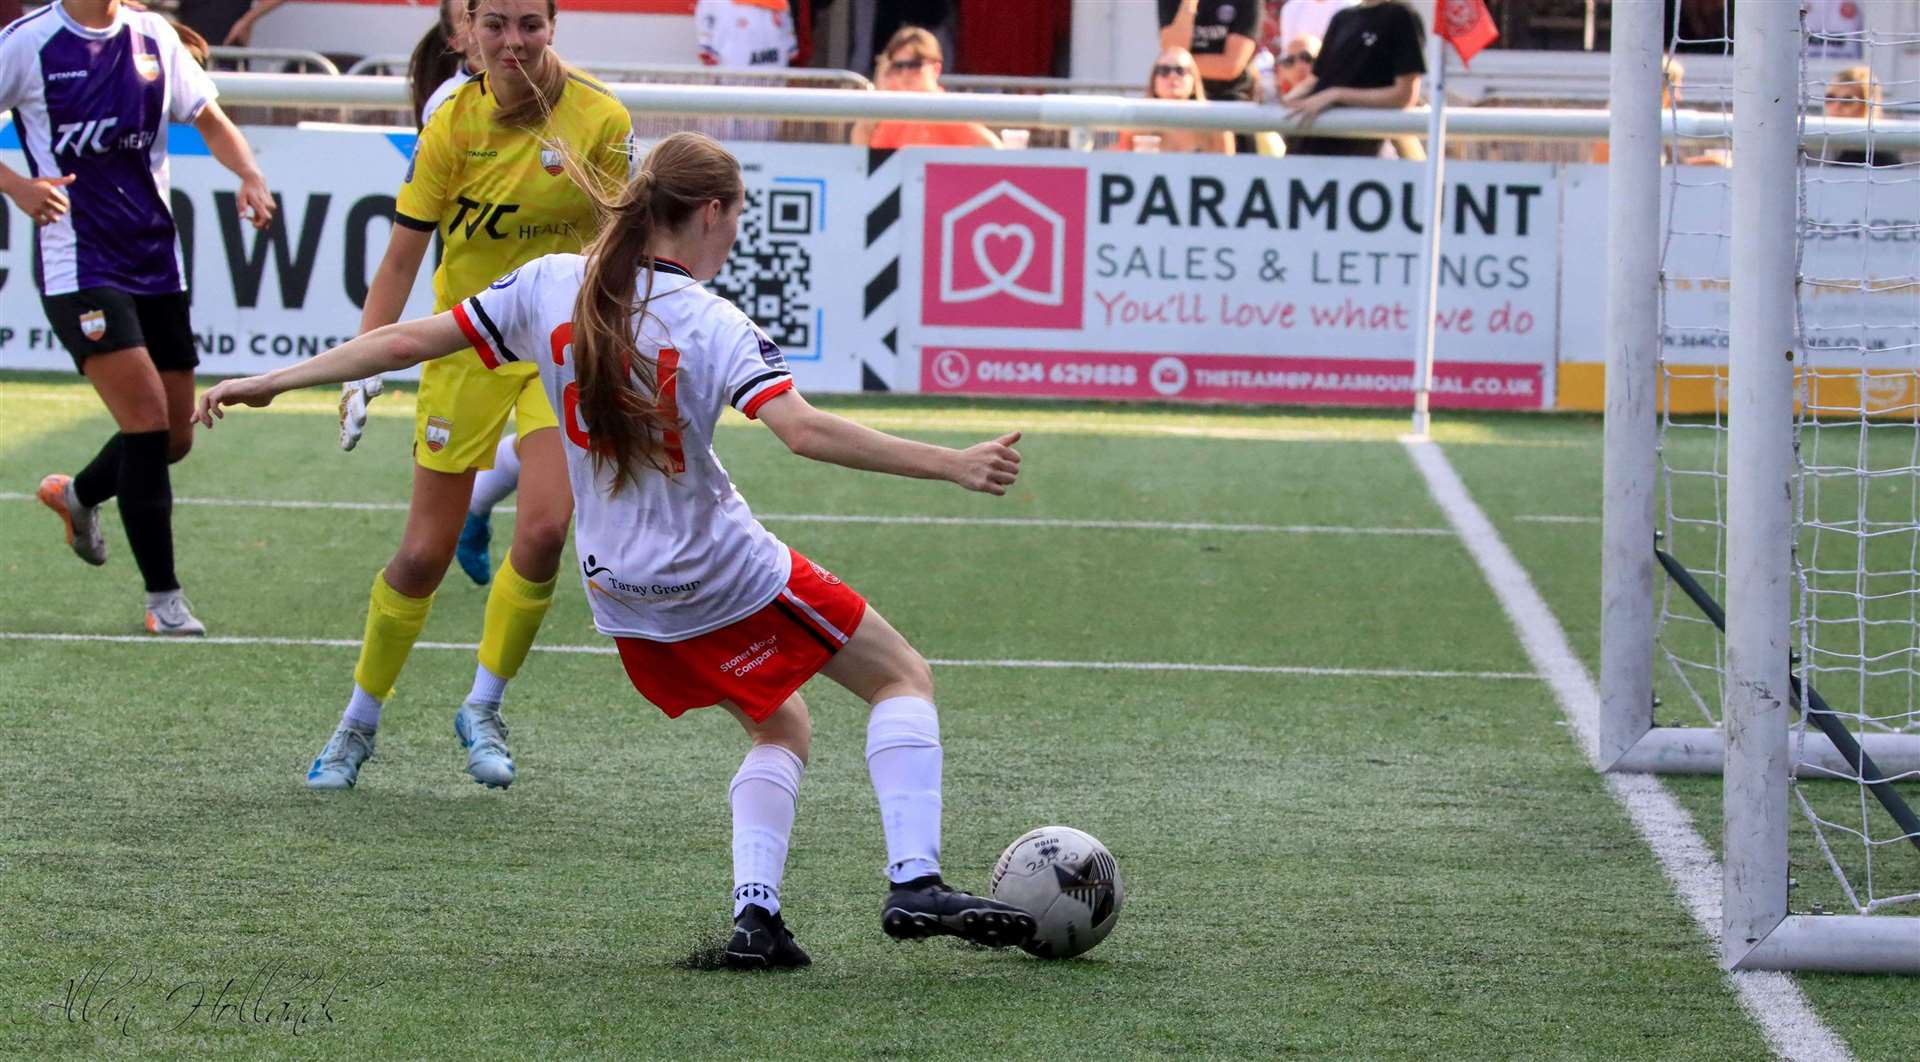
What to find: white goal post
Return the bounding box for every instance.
[1600,0,1920,972]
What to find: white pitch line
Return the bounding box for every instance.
[1403,436,1850,1062]
[0,492,1450,537]
[0,631,1535,682]
[1516,514,1601,525]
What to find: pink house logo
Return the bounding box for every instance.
[922,164,1086,329]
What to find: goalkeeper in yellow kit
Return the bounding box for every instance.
[310,0,632,789]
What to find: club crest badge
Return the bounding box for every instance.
[541,149,564,176]
[133,50,161,82]
[425,416,452,453]
[79,310,106,341]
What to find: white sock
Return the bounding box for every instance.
[731,744,803,916]
[865,696,943,884]
[467,662,508,707]
[469,434,520,517]
[342,684,382,731]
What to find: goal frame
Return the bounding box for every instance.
[1598,0,1920,972]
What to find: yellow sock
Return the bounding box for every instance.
[353,570,436,701]
[477,552,557,681]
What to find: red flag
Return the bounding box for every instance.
[1436,0,1500,68]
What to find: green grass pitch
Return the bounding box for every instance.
[1,374,1914,1060]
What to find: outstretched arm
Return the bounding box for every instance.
[755,391,1021,495]
[194,313,468,426]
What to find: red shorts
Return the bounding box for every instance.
[615,549,868,722]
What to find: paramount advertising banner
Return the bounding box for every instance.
[1555,163,1920,414]
[899,151,1560,410]
[0,124,870,391]
[9,125,1908,415]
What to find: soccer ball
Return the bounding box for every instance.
[990,826,1124,959]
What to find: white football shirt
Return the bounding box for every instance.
[419,66,474,127]
[455,253,798,642]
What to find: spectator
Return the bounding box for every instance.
[858,26,999,149]
[1114,47,1234,156]
[1159,0,1259,153]
[1592,56,1712,166]
[1280,0,1424,158]
[1279,0,1354,45]
[1665,58,1730,167]
[697,0,798,70]
[1274,33,1318,98]
[174,0,286,48]
[1821,66,1903,167]
[695,0,798,143]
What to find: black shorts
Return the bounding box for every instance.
[41,287,198,373]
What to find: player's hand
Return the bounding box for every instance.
[235,172,275,231]
[194,376,278,427]
[951,432,1022,496]
[8,174,76,226]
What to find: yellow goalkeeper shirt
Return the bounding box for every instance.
[394,70,633,313]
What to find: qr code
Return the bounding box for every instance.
[710,186,815,352]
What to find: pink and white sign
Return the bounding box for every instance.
[905,152,1558,409]
[922,163,1086,329]
[922,348,1541,408]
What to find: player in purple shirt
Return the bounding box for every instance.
[2,0,273,634]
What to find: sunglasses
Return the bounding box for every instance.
[887,56,931,73]
[1280,53,1313,66]
[1152,64,1195,78]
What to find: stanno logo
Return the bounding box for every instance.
[46,69,88,81]
[923,164,1085,330]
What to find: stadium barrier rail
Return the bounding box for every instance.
[199,73,1920,149]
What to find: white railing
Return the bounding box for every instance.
[206,47,343,77]
[204,72,1920,148]
[343,54,873,90]
[941,74,1139,96]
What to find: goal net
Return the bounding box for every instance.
[1616,0,1920,969]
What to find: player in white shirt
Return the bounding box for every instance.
[196,132,1034,969]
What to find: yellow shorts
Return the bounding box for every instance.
[413,348,557,473]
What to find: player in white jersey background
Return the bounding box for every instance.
[196,132,1035,969]
[409,0,480,128]
[4,0,273,635]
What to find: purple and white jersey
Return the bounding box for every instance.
[0,4,215,295]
